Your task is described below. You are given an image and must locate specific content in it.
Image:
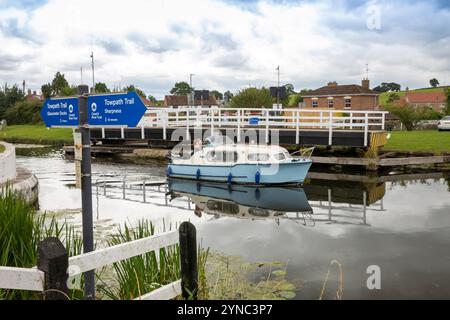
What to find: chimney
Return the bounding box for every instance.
[327,81,338,87]
[362,79,370,89]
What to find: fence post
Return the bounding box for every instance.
[37,237,69,300]
[179,221,198,300]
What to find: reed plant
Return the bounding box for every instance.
[99,219,209,300]
[0,186,83,300]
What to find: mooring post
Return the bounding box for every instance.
[123,177,126,199]
[143,180,146,202]
[37,237,69,300]
[78,84,95,300]
[179,221,198,300]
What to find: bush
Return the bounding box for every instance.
[230,87,273,108]
[385,104,441,131]
[4,100,43,125]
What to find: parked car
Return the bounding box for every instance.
[438,116,450,131]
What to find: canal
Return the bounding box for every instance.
[16,149,450,300]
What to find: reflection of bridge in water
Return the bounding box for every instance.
[89,170,450,227]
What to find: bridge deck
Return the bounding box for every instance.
[90,127,385,148]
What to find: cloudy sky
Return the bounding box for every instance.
[0,0,449,98]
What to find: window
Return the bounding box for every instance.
[312,100,318,108]
[248,153,270,161]
[328,99,334,108]
[344,98,351,109]
[206,151,238,163]
[274,153,286,160]
[207,200,239,214]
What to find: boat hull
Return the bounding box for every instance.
[167,160,312,185]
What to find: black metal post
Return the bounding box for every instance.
[179,221,198,300]
[37,237,69,300]
[78,84,95,300]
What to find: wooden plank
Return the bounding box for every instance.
[68,230,178,274]
[0,267,44,291]
[135,280,182,300]
[380,156,445,166]
[311,156,374,166]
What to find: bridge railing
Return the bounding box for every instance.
[139,107,387,147]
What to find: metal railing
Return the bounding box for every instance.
[138,107,388,147]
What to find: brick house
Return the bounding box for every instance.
[396,91,446,113]
[302,79,380,110]
[164,95,218,108]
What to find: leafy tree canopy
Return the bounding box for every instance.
[210,90,223,100]
[51,72,69,96]
[385,103,441,131]
[429,78,440,88]
[229,87,272,108]
[41,84,52,99]
[123,85,146,98]
[95,82,110,93]
[373,82,401,92]
[0,84,25,118]
[170,82,192,95]
[223,90,233,102]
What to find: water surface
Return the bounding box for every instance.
[16,153,450,299]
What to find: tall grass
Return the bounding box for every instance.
[99,219,209,300]
[0,186,83,300]
[1,186,209,300]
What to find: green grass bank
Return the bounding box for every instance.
[1,125,73,146]
[383,130,450,154]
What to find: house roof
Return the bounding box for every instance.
[303,84,379,97]
[139,96,156,107]
[164,95,218,107]
[401,92,446,104]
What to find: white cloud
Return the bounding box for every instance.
[0,0,449,98]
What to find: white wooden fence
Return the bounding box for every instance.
[0,223,196,300]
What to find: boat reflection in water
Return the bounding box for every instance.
[167,178,313,220]
[167,175,387,226]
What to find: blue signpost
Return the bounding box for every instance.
[40,89,147,300]
[87,91,147,127]
[41,97,79,127]
[41,91,146,128]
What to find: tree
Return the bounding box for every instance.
[41,83,52,98]
[210,90,223,100]
[60,86,76,96]
[4,99,42,124]
[385,103,441,131]
[387,92,400,104]
[373,82,401,92]
[170,82,192,95]
[430,78,439,88]
[223,90,233,102]
[147,95,157,102]
[284,83,296,96]
[123,85,146,98]
[288,94,303,107]
[51,72,69,96]
[95,82,110,93]
[0,84,25,118]
[229,87,272,108]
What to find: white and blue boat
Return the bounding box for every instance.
[167,136,313,185]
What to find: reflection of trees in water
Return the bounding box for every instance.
[389,178,444,189]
